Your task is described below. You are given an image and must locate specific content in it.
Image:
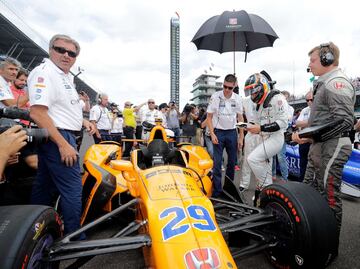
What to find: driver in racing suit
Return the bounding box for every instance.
[292,42,355,237]
[243,73,288,205]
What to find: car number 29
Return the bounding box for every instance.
[160,205,216,241]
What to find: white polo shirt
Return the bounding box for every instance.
[297,106,311,122]
[28,58,83,131]
[0,76,14,109]
[141,108,162,125]
[207,90,243,130]
[89,105,112,130]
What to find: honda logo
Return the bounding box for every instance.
[184,248,220,269]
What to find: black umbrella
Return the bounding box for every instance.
[192,10,279,74]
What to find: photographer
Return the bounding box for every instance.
[0,125,27,181]
[180,104,198,144]
[166,101,181,143]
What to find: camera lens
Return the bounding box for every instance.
[25,128,49,144]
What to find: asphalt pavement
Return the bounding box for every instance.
[61,134,360,269]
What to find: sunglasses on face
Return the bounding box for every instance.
[52,46,77,58]
[306,99,313,102]
[223,85,234,90]
[148,101,155,104]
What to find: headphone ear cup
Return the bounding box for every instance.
[320,48,335,66]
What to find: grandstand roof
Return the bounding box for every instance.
[0,13,97,101]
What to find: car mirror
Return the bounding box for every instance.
[111,160,134,172]
[198,159,213,170]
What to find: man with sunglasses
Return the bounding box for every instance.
[206,74,244,198]
[141,99,162,139]
[28,34,95,238]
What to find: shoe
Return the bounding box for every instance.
[234,165,240,171]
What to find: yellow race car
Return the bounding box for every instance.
[0,123,339,269]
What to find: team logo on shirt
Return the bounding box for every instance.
[37,77,44,83]
[64,84,72,89]
[36,89,42,93]
[35,94,42,100]
[333,81,345,90]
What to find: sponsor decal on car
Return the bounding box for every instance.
[184,247,220,269]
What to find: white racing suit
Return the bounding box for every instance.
[240,132,261,189]
[247,91,288,190]
[240,97,260,189]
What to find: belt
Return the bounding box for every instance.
[58,128,81,136]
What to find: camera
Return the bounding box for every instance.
[0,107,48,144]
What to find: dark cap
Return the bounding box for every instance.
[169,100,175,104]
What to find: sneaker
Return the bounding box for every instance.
[234,165,240,171]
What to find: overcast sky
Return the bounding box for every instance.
[1,0,360,107]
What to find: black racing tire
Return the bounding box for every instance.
[260,182,338,269]
[0,205,62,269]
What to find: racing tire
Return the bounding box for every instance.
[0,205,62,269]
[260,182,338,269]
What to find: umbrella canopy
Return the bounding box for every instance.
[192,10,279,73]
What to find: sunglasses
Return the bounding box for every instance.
[306,99,313,102]
[223,85,234,90]
[52,46,77,58]
[148,101,155,104]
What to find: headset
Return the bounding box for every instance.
[319,43,335,67]
[97,93,104,105]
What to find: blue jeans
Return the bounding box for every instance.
[212,129,237,197]
[31,130,83,237]
[272,141,288,180]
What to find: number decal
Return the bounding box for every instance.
[160,205,216,241]
[160,207,189,241]
[188,205,216,231]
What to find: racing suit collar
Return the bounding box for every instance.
[317,67,340,83]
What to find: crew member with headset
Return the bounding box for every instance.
[243,72,288,205]
[292,42,355,237]
[206,74,244,198]
[89,93,112,144]
[28,34,95,237]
